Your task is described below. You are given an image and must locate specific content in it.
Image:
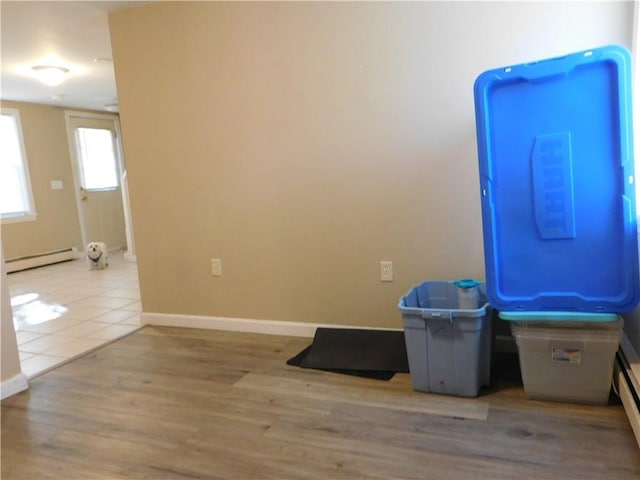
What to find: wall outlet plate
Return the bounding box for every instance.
[380,261,393,282]
[211,258,222,276]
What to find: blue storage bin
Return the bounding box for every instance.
[398,281,492,397]
[473,45,639,313]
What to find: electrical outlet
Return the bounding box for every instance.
[380,261,393,282]
[211,258,222,276]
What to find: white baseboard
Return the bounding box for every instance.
[615,362,640,449]
[6,247,78,273]
[617,334,640,449]
[1,373,28,400]
[141,312,402,338]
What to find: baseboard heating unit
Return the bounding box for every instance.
[6,247,78,273]
[615,335,640,450]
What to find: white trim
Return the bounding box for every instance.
[0,212,37,225]
[141,312,402,338]
[6,247,78,273]
[622,332,640,385]
[617,333,640,449]
[1,373,28,400]
[120,170,136,261]
[123,252,137,263]
[615,367,640,448]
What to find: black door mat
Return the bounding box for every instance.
[287,328,410,380]
[287,345,395,380]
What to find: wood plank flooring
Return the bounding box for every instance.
[2,326,639,479]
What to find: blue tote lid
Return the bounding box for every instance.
[474,45,639,313]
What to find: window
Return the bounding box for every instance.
[76,127,119,190]
[0,108,36,222]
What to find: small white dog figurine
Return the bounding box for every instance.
[87,242,109,270]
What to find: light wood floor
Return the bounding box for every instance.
[2,326,639,479]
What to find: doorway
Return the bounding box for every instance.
[65,111,131,255]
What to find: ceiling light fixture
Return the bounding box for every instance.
[31,65,69,86]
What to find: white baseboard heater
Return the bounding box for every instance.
[6,247,78,273]
[615,334,640,450]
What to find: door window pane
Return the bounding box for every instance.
[77,127,119,190]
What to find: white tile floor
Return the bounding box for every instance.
[8,251,142,378]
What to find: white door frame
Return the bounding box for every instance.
[64,110,130,257]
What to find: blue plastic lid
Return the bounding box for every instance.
[474,45,639,313]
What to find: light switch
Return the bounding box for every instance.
[51,180,64,190]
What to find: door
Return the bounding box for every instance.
[66,112,127,252]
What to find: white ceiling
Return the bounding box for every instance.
[1,1,147,113]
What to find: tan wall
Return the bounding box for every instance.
[1,246,21,384]
[1,101,83,259]
[110,1,632,328]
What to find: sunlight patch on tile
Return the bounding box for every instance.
[13,299,68,329]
